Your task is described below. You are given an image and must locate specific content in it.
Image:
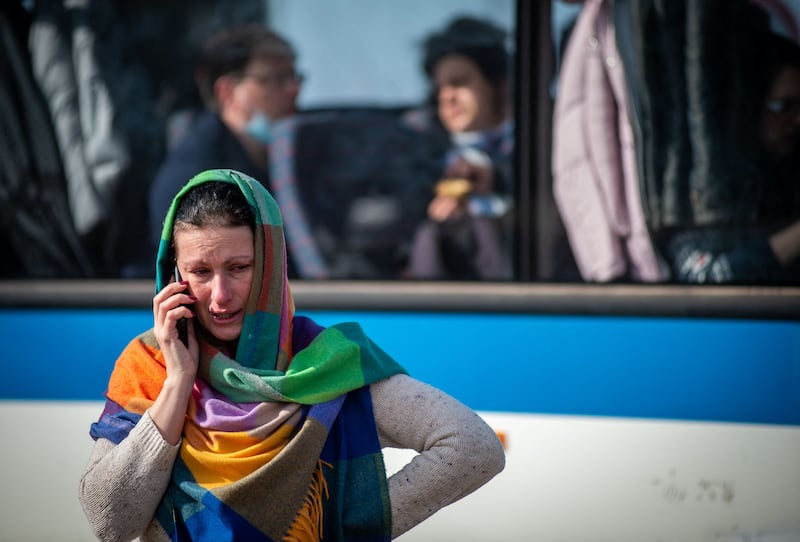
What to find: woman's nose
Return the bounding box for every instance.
[439,86,455,101]
[210,275,232,304]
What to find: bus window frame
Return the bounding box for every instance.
[0,280,798,321]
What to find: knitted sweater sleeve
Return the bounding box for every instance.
[79,410,179,541]
[371,373,505,538]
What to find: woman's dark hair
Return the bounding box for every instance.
[174,181,255,233]
[423,16,509,86]
[755,31,800,100]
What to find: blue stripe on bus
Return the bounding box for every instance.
[1,309,798,425]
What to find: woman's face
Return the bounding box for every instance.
[760,65,800,157]
[174,225,255,344]
[433,54,502,134]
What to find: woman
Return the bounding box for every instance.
[79,169,505,541]
[406,16,514,281]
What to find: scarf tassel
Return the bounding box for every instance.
[283,459,332,542]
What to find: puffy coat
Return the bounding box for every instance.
[551,0,666,282]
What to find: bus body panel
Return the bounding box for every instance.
[1,308,797,541]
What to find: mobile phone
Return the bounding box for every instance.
[174,265,188,346]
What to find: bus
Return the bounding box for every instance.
[1,1,798,540]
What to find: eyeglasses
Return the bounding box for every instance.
[243,71,305,88]
[765,98,800,116]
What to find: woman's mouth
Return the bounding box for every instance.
[202,308,245,342]
[210,309,242,323]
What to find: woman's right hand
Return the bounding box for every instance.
[150,281,199,445]
[153,281,198,379]
[428,195,465,222]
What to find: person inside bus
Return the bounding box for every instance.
[79,168,505,541]
[664,30,800,284]
[147,23,328,280]
[405,16,514,281]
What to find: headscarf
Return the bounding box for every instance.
[91,169,406,540]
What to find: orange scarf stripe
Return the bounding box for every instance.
[106,337,165,411]
[181,428,292,489]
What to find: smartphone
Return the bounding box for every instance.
[174,265,189,346]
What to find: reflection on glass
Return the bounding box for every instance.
[550,0,800,285]
[1,0,516,281]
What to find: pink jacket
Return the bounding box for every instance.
[551,0,667,282]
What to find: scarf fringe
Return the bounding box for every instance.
[283,459,332,542]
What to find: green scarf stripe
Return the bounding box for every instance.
[207,323,406,404]
[335,322,408,384]
[237,310,283,367]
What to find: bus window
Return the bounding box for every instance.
[0,0,517,282]
[3,0,799,287]
[547,0,800,286]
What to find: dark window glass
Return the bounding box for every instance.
[547,0,800,286]
[5,0,798,286]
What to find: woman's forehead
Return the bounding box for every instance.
[175,225,254,260]
[433,54,485,83]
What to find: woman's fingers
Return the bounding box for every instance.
[429,196,463,221]
[153,281,195,343]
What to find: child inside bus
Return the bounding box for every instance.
[405,16,515,281]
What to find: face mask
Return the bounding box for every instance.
[244,112,273,145]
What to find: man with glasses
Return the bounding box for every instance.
[148,23,305,277]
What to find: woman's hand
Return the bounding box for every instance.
[150,281,198,445]
[428,195,465,222]
[445,155,494,194]
[769,218,800,266]
[153,280,199,378]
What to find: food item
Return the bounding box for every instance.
[435,178,472,199]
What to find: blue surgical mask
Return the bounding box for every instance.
[244,112,273,145]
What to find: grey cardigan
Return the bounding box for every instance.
[79,373,505,541]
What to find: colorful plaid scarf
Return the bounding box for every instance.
[90,169,406,541]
